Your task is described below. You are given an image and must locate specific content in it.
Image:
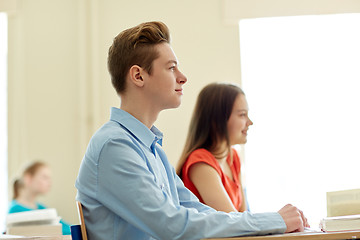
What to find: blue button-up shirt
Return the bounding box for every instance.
[75,107,286,240]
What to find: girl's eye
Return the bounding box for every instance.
[169,66,175,71]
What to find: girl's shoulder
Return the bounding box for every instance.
[8,200,28,213]
[188,148,217,162]
[186,148,221,170]
[37,202,47,209]
[8,200,47,214]
[188,148,213,159]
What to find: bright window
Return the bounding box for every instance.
[239,14,360,228]
[0,12,8,232]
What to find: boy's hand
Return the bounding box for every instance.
[278,204,309,233]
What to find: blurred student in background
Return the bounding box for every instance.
[177,82,252,213]
[8,161,71,235]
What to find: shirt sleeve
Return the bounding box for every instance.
[185,149,223,175]
[96,137,286,240]
[174,167,215,213]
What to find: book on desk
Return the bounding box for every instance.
[6,209,62,236]
[320,188,360,232]
[320,214,360,232]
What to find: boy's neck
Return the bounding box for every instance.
[120,94,161,129]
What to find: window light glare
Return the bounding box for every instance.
[239,14,360,228]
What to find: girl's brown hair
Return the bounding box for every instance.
[176,83,244,175]
[13,161,47,199]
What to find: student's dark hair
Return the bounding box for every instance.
[108,21,171,94]
[176,83,245,175]
[12,161,47,199]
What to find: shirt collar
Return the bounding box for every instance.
[110,107,163,148]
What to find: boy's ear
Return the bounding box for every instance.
[129,65,145,88]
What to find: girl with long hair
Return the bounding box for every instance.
[177,82,253,212]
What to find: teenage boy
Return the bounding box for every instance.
[75,21,308,240]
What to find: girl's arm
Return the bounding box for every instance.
[188,162,238,212]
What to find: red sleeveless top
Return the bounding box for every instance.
[181,148,242,210]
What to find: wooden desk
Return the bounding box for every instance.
[205,231,360,240]
[0,235,71,240]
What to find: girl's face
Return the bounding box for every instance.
[26,166,52,195]
[227,94,253,145]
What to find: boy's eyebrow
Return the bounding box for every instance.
[167,60,178,65]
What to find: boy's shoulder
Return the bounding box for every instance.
[93,120,130,141]
[87,120,140,154]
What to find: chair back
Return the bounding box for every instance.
[76,201,88,240]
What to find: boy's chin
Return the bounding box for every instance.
[164,101,182,110]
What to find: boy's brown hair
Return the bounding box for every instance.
[108,21,170,94]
